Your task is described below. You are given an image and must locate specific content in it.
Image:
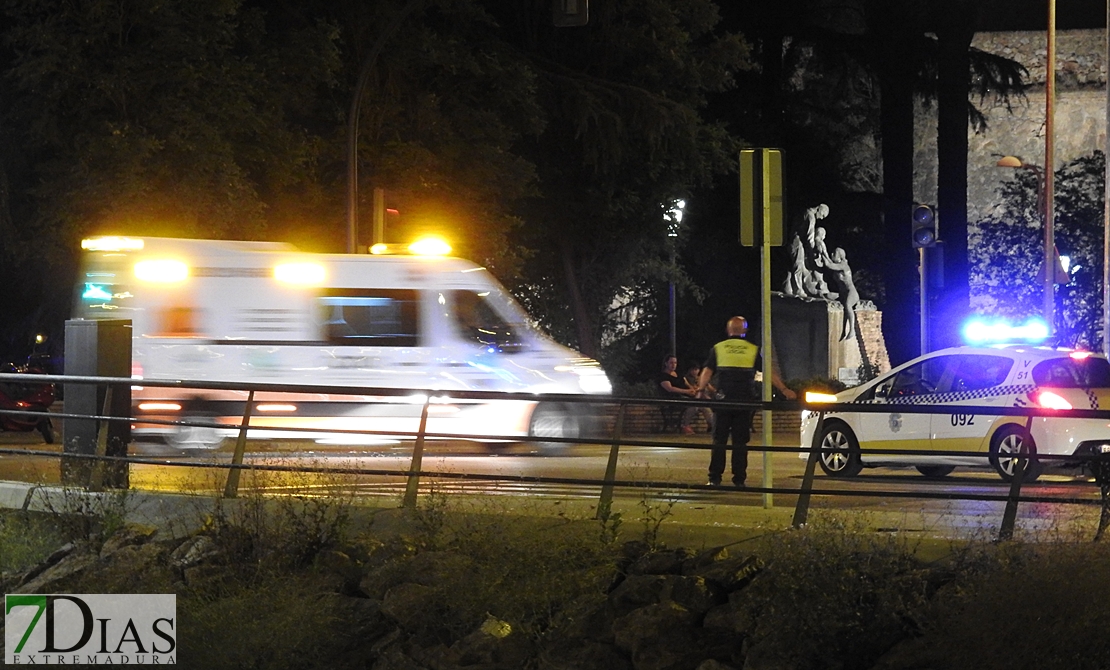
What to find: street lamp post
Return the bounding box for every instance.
[665,200,686,356]
[997,155,1054,332]
[346,0,424,254]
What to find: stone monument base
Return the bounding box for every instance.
[771,294,891,386]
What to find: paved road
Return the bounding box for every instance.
[1,429,1104,541]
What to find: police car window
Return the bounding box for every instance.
[1032,357,1110,388]
[451,291,527,353]
[316,289,420,346]
[950,355,1013,392]
[887,356,952,397]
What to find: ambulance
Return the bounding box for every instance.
[73,236,612,450]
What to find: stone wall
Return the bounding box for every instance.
[915,29,1107,222]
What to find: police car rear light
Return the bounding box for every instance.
[1035,391,1072,410]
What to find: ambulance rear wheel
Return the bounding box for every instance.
[527,402,582,454]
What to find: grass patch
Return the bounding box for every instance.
[0,509,69,574]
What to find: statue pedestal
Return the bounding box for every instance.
[771,295,891,385]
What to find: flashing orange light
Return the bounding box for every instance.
[407,236,451,256]
[805,391,839,404]
[82,236,145,252]
[1070,351,1092,360]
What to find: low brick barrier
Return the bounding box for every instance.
[597,403,801,437]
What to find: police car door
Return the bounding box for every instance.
[858,355,954,458]
[930,354,1015,457]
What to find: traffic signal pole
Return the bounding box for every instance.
[919,247,928,355]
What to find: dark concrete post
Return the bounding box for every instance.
[63,319,132,488]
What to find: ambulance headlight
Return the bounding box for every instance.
[575,368,612,394]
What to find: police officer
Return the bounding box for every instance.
[697,316,796,487]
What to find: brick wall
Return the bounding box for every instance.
[597,403,802,437]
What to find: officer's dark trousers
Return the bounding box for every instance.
[708,405,754,483]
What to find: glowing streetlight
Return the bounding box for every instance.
[664,199,686,356]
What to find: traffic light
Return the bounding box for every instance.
[911,204,938,248]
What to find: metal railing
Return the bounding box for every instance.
[3,372,1110,540]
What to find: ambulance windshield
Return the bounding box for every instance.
[451,290,531,353]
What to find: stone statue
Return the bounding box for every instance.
[782,203,837,301]
[822,247,860,342]
[780,203,859,341]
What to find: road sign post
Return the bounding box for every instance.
[740,148,784,509]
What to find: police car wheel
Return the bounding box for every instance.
[818,421,862,478]
[989,425,1043,483]
[915,465,955,478]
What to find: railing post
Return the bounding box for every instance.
[998,415,1034,541]
[595,401,626,520]
[223,390,255,499]
[402,396,432,509]
[792,410,824,528]
[88,386,113,493]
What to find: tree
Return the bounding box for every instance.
[971,151,1105,349]
[492,0,751,371]
[0,0,343,352]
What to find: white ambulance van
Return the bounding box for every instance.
[73,236,612,450]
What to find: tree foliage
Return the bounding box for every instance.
[971,152,1105,349]
[1,0,752,378]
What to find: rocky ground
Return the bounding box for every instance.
[4,506,1110,670]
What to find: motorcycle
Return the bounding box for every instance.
[0,336,56,443]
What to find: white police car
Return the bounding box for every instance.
[801,341,1110,482]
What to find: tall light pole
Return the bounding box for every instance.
[997,155,1052,330]
[346,0,424,254]
[664,200,686,356]
[1103,0,1110,355]
[1045,0,1057,335]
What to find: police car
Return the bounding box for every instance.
[801,338,1110,482]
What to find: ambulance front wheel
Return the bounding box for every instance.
[527,402,584,454]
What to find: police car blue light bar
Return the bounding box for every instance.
[962,318,1049,344]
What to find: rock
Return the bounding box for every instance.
[609,574,669,615]
[14,550,99,594]
[371,646,427,670]
[169,534,219,569]
[82,542,174,591]
[628,548,695,576]
[314,548,362,594]
[612,602,698,654]
[609,574,723,618]
[688,555,764,592]
[99,524,157,557]
[381,582,439,630]
[697,660,739,670]
[537,641,632,670]
[681,546,730,574]
[403,550,476,588]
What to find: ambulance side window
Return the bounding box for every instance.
[316,289,420,346]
